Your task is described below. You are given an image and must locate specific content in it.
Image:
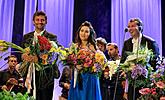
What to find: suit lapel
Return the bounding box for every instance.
[128,38,133,52]
[140,35,147,48]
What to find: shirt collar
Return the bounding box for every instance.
[34,29,45,36]
[132,33,142,44]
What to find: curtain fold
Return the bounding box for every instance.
[111,0,162,55]
[0,0,15,70]
[23,0,37,34]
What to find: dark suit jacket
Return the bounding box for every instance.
[120,35,160,100]
[22,31,60,48]
[59,67,71,99]
[0,69,25,93]
[121,34,160,69]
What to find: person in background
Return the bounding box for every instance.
[59,67,71,100]
[96,37,107,52]
[121,18,160,100]
[0,55,25,93]
[100,43,125,100]
[96,37,109,60]
[107,43,120,61]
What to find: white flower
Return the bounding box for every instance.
[50,41,58,48]
[107,60,119,80]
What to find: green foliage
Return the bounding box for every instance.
[0,91,34,100]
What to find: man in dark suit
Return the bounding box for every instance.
[21,11,60,100]
[100,43,124,100]
[121,18,160,100]
[59,67,71,100]
[0,55,25,93]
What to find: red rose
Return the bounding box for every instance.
[37,36,52,51]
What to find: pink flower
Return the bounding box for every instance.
[156,81,165,89]
[84,57,93,67]
[150,88,156,95]
[160,97,165,100]
[139,88,151,95]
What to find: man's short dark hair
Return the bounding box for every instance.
[107,43,118,49]
[7,55,17,62]
[33,11,47,21]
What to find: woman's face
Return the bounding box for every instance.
[79,26,90,41]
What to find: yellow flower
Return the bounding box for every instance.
[0,46,8,51]
[40,53,48,65]
[95,52,105,65]
[92,66,97,72]
[49,47,57,53]
[0,41,9,52]
[0,40,5,43]
[60,49,67,57]
[24,47,30,54]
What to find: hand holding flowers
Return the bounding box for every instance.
[61,43,107,75]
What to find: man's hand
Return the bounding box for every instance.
[104,71,109,79]
[7,78,18,85]
[123,92,128,100]
[120,71,126,77]
[1,85,8,91]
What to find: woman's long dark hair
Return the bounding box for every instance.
[75,21,97,50]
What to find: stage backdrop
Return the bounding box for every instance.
[111,0,162,55]
[0,0,15,70]
[24,0,74,48]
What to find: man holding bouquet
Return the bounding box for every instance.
[21,11,60,100]
[121,18,160,100]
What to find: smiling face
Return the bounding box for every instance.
[79,26,90,41]
[33,15,47,31]
[128,21,139,38]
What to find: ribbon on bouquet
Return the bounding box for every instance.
[25,63,36,99]
[73,68,78,88]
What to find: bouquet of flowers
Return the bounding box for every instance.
[0,36,61,98]
[62,43,107,75]
[120,43,154,87]
[19,35,60,74]
[105,60,120,80]
[138,56,165,99]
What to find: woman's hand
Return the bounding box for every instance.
[64,83,70,89]
[76,65,83,70]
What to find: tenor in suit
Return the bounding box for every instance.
[121,18,159,100]
[121,34,160,68]
[21,11,60,100]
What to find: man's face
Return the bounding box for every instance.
[8,57,17,70]
[128,21,139,38]
[33,15,47,31]
[97,43,105,52]
[107,45,118,58]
